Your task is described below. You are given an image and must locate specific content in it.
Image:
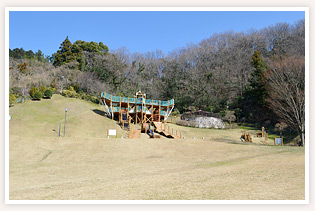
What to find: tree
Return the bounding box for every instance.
[44,89,53,99]
[33,92,42,100]
[53,36,75,67]
[223,110,236,124]
[29,87,39,98]
[40,85,47,95]
[35,50,45,62]
[266,56,305,146]
[241,50,271,122]
[249,50,268,106]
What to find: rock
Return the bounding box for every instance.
[183,116,225,129]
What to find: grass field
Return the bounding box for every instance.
[9,95,305,200]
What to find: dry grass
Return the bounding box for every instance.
[9,95,305,200]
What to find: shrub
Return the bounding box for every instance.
[9,94,16,106]
[89,96,99,104]
[68,86,75,92]
[40,85,47,95]
[48,87,57,94]
[33,91,42,100]
[61,90,79,98]
[29,87,39,98]
[44,89,53,99]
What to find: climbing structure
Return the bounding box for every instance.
[100,90,175,125]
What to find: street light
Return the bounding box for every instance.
[64,108,68,137]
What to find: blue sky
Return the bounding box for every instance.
[9,11,305,56]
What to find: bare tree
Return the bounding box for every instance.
[266,56,305,146]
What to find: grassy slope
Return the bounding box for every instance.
[9,95,305,200]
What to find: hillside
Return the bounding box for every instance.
[9,96,305,200]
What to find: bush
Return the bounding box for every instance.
[44,89,53,98]
[9,94,16,106]
[61,90,79,98]
[40,85,47,95]
[48,87,57,94]
[33,91,42,100]
[29,87,39,98]
[68,86,75,92]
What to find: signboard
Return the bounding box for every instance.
[275,137,283,145]
[108,129,117,136]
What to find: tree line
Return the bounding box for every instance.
[9,20,305,146]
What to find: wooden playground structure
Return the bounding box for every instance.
[100,90,180,139]
[241,127,269,144]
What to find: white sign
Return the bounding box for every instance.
[108,129,117,136]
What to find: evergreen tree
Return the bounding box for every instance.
[248,50,268,107]
[239,50,271,123]
[53,36,75,67]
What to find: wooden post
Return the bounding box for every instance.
[111,95,113,120]
[265,133,268,141]
[107,129,109,137]
[127,97,130,123]
[159,100,161,122]
[119,96,122,123]
[141,96,143,124]
[180,132,181,138]
[151,103,153,123]
[281,137,283,146]
[135,100,138,125]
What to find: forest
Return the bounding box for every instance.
[9,20,305,146]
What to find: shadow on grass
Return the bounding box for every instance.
[92,109,106,116]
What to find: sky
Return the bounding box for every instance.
[9,10,305,57]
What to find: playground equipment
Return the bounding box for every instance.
[100,90,175,125]
[256,127,265,137]
[240,131,252,142]
[100,90,180,139]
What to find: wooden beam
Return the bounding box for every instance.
[111,94,113,120]
[119,96,121,123]
[159,100,161,122]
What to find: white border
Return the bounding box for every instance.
[5,7,308,11]
[5,7,309,205]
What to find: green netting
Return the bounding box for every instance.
[136,98,144,104]
[102,93,174,108]
[168,99,174,105]
[109,107,120,113]
[105,92,111,100]
[161,101,168,106]
[121,97,128,103]
[129,98,135,103]
[112,96,120,102]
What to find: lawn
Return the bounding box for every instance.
[9,95,305,200]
